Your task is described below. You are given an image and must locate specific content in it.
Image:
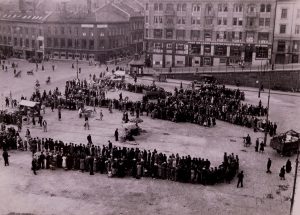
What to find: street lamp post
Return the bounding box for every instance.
[263,64,272,146]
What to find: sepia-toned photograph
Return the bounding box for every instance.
[0,0,299,214]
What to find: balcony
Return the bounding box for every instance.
[204,11,215,17]
[165,22,175,28]
[246,11,258,17]
[164,10,176,16]
[245,25,258,31]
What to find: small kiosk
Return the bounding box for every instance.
[129,54,144,77]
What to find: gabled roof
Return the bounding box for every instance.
[113,1,143,17]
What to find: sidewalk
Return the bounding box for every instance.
[137,76,300,97]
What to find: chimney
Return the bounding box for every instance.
[19,0,25,13]
[87,0,91,14]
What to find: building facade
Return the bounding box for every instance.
[0,12,48,59]
[44,3,144,63]
[273,0,300,64]
[0,1,144,63]
[144,0,276,68]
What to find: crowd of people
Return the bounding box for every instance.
[0,123,240,185]
[25,75,277,132]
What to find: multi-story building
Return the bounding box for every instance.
[273,0,300,64]
[44,2,144,63]
[0,12,48,59]
[144,0,276,68]
[0,0,144,63]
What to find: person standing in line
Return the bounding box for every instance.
[114,129,119,141]
[32,158,37,175]
[266,158,272,173]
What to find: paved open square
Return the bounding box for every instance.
[0,59,299,215]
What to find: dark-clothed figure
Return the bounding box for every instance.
[237,171,244,188]
[266,158,272,173]
[32,158,37,175]
[2,150,9,166]
[286,159,292,173]
[114,129,119,141]
[279,166,285,180]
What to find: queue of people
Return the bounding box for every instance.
[26,135,240,185]
[26,76,277,132]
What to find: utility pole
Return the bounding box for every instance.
[263,0,278,146]
[291,145,300,215]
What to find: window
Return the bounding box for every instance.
[191,30,200,40]
[205,18,213,25]
[259,18,264,26]
[166,3,173,11]
[281,9,287,19]
[154,29,163,38]
[176,30,185,39]
[256,47,268,58]
[190,44,201,54]
[233,18,237,25]
[145,16,148,23]
[182,4,186,11]
[145,3,148,10]
[67,39,72,48]
[297,9,300,18]
[61,27,64,35]
[258,32,269,42]
[193,4,201,12]
[159,16,163,23]
[60,38,65,47]
[238,18,243,26]
[277,41,285,52]
[218,18,222,25]
[296,25,300,34]
[89,40,94,49]
[47,38,52,47]
[81,39,87,49]
[159,3,163,11]
[215,45,227,56]
[54,38,58,47]
[265,18,270,27]
[234,4,243,12]
[204,31,212,41]
[206,4,213,15]
[14,38,17,46]
[280,24,286,34]
[260,4,265,12]
[154,16,158,24]
[166,29,173,39]
[218,4,222,12]
[248,5,256,13]
[223,18,227,25]
[154,3,158,11]
[31,40,35,48]
[266,4,271,12]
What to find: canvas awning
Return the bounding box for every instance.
[19,100,39,108]
[114,70,126,76]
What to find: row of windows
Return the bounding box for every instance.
[281,8,300,19]
[0,25,42,36]
[46,26,129,37]
[279,24,300,34]
[147,29,269,42]
[149,16,270,28]
[45,38,129,49]
[148,3,272,13]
